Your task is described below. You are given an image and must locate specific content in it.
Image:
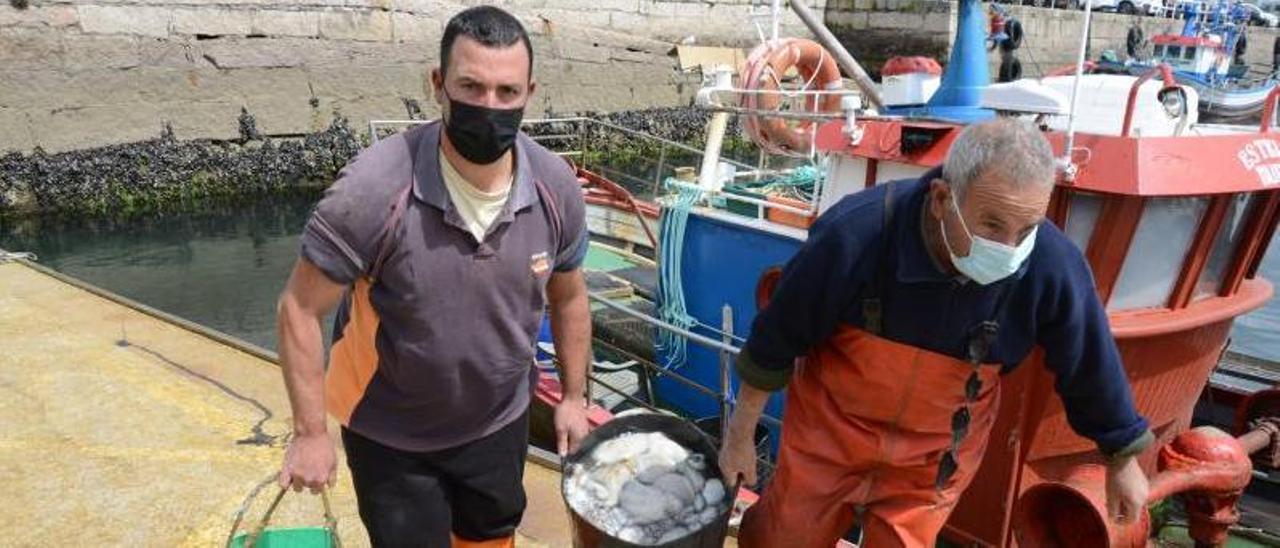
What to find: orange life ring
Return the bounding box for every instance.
[742,38,843,156]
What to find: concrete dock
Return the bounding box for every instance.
[0,259,573,547]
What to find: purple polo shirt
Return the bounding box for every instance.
[300,121,588,452]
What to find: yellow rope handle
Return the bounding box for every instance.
[322,491,342,548]
[245,487,289,547]
[228,481,341,548]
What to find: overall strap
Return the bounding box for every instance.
[862,182,896,335]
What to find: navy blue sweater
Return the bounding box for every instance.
[738,171,1151,455]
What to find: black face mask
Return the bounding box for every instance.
[442,91,524,165]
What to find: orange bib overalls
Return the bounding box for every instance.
[740,185,1010,548]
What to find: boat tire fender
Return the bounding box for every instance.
[1000,18,1024,52]
[1273,36,1280,71]
[998,56,1023,83]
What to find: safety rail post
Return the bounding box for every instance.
[719,304,734,445]
[1259,86,1280,133]
[579,118,591,170]
[653,143,668,198]
[587,339,596,407]
[1120,64,1177,137]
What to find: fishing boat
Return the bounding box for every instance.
[1094,0,1280,121]
[530,0,1280,545]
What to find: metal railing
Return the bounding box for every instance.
[536,288,783,474]
[585,291,781,423]
[536,289,787,467]
[369,116,756,163]
[366,116,823,222]
[553,290,784,475]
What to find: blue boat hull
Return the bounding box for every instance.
[654,209,804,456]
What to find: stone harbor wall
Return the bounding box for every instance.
[7,0,1280,216]
[5,0,1280,154]
[0,106,739,216]
[0,0,829,153]
[824,0,957,78]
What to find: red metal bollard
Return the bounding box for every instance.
[1014,426,1257,548]
[1150,426,1253,547]
[1014,465,1149,547]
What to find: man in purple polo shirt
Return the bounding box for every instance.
[274,6,593,546]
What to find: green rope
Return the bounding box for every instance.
[657,182,703,369]
[723,163,823,203]
[655,161,824,371]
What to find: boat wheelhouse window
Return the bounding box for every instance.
[1109,196,1210,310]
[1166,45,1183,59]
[1154,45,1166,57]
[1183,47,1196,60]
[1193,193,1256,301]
[1064,192,1105,253]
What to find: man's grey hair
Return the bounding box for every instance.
[941,118,1056,201]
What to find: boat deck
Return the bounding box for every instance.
[0,259,575,547]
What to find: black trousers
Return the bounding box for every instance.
[342,410,529,548]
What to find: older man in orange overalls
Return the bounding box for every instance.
[720,119,1154,547]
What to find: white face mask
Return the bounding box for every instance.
[940,195,1038,285]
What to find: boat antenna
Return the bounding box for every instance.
[1062,0,1095,183]
[771,0,781,45]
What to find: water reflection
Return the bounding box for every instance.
[0,192,322,351]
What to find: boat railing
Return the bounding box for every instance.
[371,116,758,191]
[1121,64,1190,137]
[537,290,783,475]
[369,117,825,223]
[581,290,781,425]
[1258,85,1280,131]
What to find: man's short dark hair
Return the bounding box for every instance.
[440,6,533,79]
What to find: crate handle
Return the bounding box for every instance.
[226,476,340,548]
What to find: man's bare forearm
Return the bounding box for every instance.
[549,271,591,403]
[277,298,329,436]
[729,382,771,436]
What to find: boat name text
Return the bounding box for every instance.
[1237,139,1280,187]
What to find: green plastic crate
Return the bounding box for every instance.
[226,486,340,548]
[229,527,336,548]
